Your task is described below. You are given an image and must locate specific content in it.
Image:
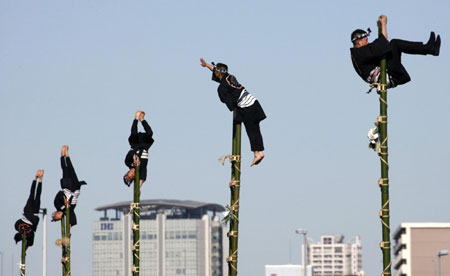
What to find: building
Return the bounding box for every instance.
[92,199,228,276]
[306,235,364,276]
[265,264,313,276]
[393,222,450,276]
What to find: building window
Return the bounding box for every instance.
[323,237,332,244]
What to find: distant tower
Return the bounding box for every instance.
[306,235,364,276]
[92,199,228,276]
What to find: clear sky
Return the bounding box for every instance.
[1,1,449,275]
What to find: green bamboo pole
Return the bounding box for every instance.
[228,111,242,276]
[377,26,392,276]
[132,164,140,276]
[20,234,26,276]
[61,218,66,276]
[65,206,71,276]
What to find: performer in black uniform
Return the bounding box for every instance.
[350,15,441,88]
[123,110,154,187]
[52,145,86,226]
[14,169,44,248]
[200,58,266,166]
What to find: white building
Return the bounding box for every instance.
[306,235,364,276]
[265,264,313,276]
[393,222,450,276]
[92,199,228,276]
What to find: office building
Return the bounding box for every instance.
[306,235,364,276]
[393,222,450,276]
[92,199,227,276]
[265,264,313,276]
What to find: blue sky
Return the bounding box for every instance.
[1,1,449,275]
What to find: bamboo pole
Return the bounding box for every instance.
[65,207,71,276]
[132,164,140,276]
[228,111,242,276]
[377,26,392,276]
[20,234,26,276]
[61,218,66,276]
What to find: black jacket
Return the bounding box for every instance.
[350,36,391,82]
[215,73,244,112]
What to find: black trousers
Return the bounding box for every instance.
[387,39,430,85]
[23,180,42,223]
[243,120,264,151]
[61,156,81,191]
[237,100,266,152]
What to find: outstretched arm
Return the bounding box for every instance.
[200,58,214,71]
[131,115,139,135]
[377,15,388,40]
[141,120,153,137]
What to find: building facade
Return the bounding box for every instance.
[393,222,450,276]
[306,235,364,276]
[92,199,228,276]
[265,264,313,276]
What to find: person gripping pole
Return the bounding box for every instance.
[350,15,441,88]
[200,58,266,166]
[14,170,44,248]
[52,145,86,227]
[123,110,154,187]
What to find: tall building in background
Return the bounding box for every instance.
[92,199,228,276]
[306,235,364,276]
[393,222,450,276]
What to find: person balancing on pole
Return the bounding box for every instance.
[52,145,87,226]
[350,15,441,89]
[123,110,154,188]
[200,58,266,166]
[14,169,44,248]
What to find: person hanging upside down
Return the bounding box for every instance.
[14,169,44,248]
[123,110,154,187]
[52,145,86,227]
[350,15,441,88]
[200,58,266,166]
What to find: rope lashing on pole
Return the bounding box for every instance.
[20,263,26,276]
[132,240,140,252]
[378,178,389,187]
[219,154,241,172]
[227,249,238,273]
[379,199,390,230]
[229,179,240,188]
[223,199,240,224]
[381,262,392,276]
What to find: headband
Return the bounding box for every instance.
[351,28,371,42]
[212,62,228,74]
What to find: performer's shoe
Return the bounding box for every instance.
[251,151,265,166]
[433,35,441,56]
[425,32,436,51]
